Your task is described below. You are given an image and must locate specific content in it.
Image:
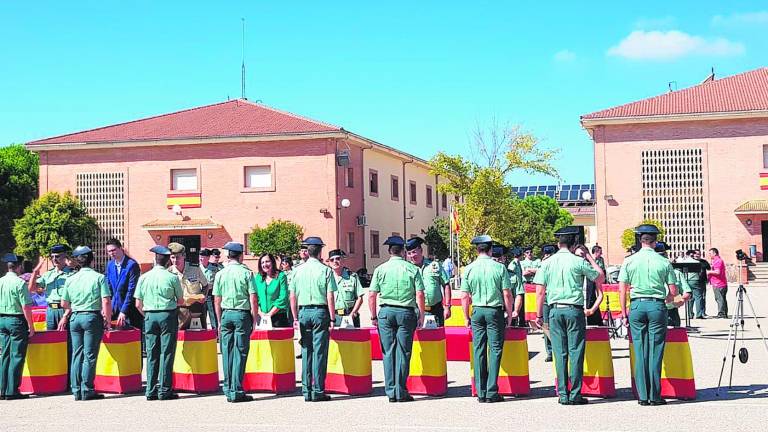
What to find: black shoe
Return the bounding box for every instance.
[146,394,158,401]
[231,395,254,403]
[638,400,650,406]
[295,354,302,359]
[388,397,397,403]
[159,393,179,401]
[398,394,415,402]
[312,394,331,402]
[486,395,504,403]
[73,393,82,401]
[4,394,29,400]
[477,397,487,403]
[558,398,571,405]
[544,355,553,363]
[83,393,105,401]
[305,396,313,402]
[650,399,667,406]
[0,396,5,401]
[570,397,589,405]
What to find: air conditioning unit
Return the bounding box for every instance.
[336,150,350,166]
[356,214,367,227]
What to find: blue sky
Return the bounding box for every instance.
[2,1,767,185]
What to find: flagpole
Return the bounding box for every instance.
[448,204,454,289]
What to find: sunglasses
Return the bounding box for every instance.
[329,257,342,262]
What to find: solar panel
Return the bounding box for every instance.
[547,185,556,191]
[545,191,555,198]
[569,190,579,200]
[559,191,569,200]
[517,186,526,192]
[517,192,525,199]
[561,185,571,190]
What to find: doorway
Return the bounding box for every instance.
[762,221,768,262]
[169,235,201,265]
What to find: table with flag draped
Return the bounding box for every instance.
[20,330,68,394]
[31,306,47,332]
[407,327,448,396]
[173,329,219,393]
[325,328,372,395]
[470,327,530,396]
[444,298,470,327]
[629,327,696,400]
[94,329,142,393]
[444,326,471,361]
[369,327,383,360]
[244,328,295,393]
[553,327,616,398]
[599,284,627,319]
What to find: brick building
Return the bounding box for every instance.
[581,67,768,266]
[27,99,451,270]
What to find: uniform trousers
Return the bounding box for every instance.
[470,307,505,399]
[377,305,417,400]
[549,305,586,402]
[299,306,331,399]
[144,309,178,399]
[69,311,104,399]
[629,299,667,402]
[0,315,29,397]
[220,310,252,401]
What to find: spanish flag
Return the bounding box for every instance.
[20,331,68,395]
[470,327,530,396]
[445,326,471,361]
[173,330,219,393]
[450,208,460,233]
[524,284,537,321]
[553,327,616,398]
[407,328,447,396]
[599,284,628,319]
[31,306,47,332]
[761,173,768,190]
[444,297,470,327]
[369,327,383,360]
[325,329,372,395]
[166,192,202,209]
[244,328,295,394]
[629,327,696,400]
[94,329,143,393]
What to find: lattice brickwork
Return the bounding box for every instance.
[641,149,705,257]
[76,172,125,272]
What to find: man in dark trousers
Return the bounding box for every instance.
[105,239,142,332]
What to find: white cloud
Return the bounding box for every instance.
[712,11,768,26]
[607,30,745,61]
[634,16,677,29]
[553,50,576,62]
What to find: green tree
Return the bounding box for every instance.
[422,217,450,260]
[13,191,97,260]
[247,219,304,257]
[621,219,666,250]
[430,120,561,262]
[0,144,39,254]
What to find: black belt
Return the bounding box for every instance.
[72,310,100,314]
[424,303,444,312]
[48,303,62,310]
[632,297,665,303]
[474,306,503,311]
[0,314,24,317]
[300,305,326,309]
[551,303,583,309]
[381,304,412,309]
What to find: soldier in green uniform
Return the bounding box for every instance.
[213,242,257,403]
[168,243,209,330]
[539,244,557,362]
[28,244,73,330]
[0,253,35,400]
[534,227,604,405]
[507,247,527,328]
[461,235,515,403]
[200,248,220,331]
[327,249,364,327]
[289,237,337,402]
[520,247,541,284]
[406,237,450,327]
[368,236,425,403]
[490,243,507,264]
[135,245,184,401]
[619,224,678,406]
[61,246,113,401]
[655,242,693,327]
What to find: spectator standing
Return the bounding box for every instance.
[707,248,728,318]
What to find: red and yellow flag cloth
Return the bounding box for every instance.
[20,330,68,395]
[445,298,471,327]
[94,329,142,393]
[173,330,219,393]
[369,327,383,360]
[445,326,471,361]
[553,327,616,398]
[244,328,295,394]
[629,327,696,400]
[407,327,448,396]
[31,306,47,332]
[450,208,460,233]
[470,327,530,396]
[524,284,537,321]
[761,173,768,190]
[325,329,372,395]
[526,283,629,321]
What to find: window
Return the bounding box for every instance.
[371,231,380,257]
[369,169,379,196]
[243,233,251,255]
[244,165,272,189]
[426,185,433,208]
[347,232,355,254]
[391,175,399,201]
[171,168,197,191]
[77,172,125,272]
[441,192,448,210]
[409,181,417,204]
[763,145,768,169]
[345,167,354,188]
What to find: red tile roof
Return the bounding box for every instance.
[582,67,768,120]
[29,99,341,145]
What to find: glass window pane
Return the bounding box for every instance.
[245,166,272,188]
[172,169,197,191]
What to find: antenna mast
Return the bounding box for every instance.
[241,18,246,100]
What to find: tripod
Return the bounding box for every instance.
[715,264,768,395]
[602,295,624,339]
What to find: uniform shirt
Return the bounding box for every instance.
[169,263,209,302]
[0,272,32,315]
[62,267,112,312]
[507,260,525,296]
[670,267,693,310]
[202,263,221,289]
[461,255,512,307]
[288,257,337,306]
[253,271,289,313]
[134,265,183,311]
[533,249,600,306]
[414,258,449,306]
[36,267,73,303]
[618,247,677,299]
[369,256,424,308]
[212,262,256,310]
[519,258,541,283]
[333,269,364,311]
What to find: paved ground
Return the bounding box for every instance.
[7,284,768,431]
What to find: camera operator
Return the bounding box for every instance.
[706,248,728,318]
